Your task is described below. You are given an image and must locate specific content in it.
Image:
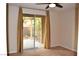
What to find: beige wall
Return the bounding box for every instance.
[8,5,19,53]
[49,9,61,47]
[50,5,77,51]
[60,8,76,51]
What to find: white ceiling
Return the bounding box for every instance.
[9,3,75,11]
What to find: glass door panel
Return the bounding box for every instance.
[35,17,43,48]
[23,16,34,49]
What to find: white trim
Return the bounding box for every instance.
[61,45,77,52]
[51,45,77,52]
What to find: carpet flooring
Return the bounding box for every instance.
[9,46,77,56]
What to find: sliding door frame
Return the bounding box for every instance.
[20,14,45,51]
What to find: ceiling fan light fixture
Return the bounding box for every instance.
[49,4,56,8]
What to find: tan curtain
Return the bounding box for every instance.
[43,11,50,49]
[17,7,23,53]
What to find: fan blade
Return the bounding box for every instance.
[36,3,51,5]
[54,3,63,8]
[45,5,49,9]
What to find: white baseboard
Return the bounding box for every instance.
[61,45,77,52]
[51,45,77,52]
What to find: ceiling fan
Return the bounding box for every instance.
[36,3,63,9]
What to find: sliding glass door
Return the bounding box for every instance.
[23,15,43,49]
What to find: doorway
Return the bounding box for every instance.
[23,14,44,50]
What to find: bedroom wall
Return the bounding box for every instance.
[49,9,61,47]
[50,4,77,52]
[8,5,19,53]
[59,5,77,51]
[60,8,76,51]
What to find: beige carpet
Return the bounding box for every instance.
[9,46,77,56]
